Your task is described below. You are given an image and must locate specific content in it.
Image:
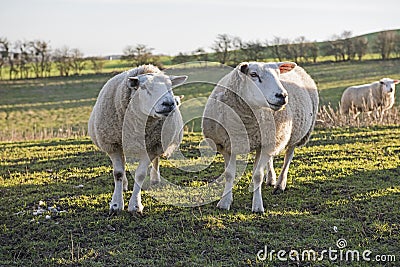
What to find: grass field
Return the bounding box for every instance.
[1,127,399,266]
[1,59,400,140]
[1,60,400,266]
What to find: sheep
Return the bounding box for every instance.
[202,61,319,213]
[88,65,187,213]
[340,78,399,116]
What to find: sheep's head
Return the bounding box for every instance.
[127,73,187,118]
[237,61,296,111]
[379,78,399,94]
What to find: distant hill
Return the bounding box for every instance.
[314,29,400,51]
[355,29,400,42]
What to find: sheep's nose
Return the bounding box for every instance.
[162,100,175,107]
[275,93,288,105]
[389,88,393,93]
[162,100,176,111]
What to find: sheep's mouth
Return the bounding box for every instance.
[155,111,171,117]
[155,108,176,116]
[268,102,285,111]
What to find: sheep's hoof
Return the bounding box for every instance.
[216,200,231,210]
[127,204,144,214]
[252,205,265,213]
[272,187,285,195]
[265,178,276,187]
[109,204,123,215]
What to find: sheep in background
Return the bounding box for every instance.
[88,65,187,213]
[340,78,399,116]
[202,62,319,213]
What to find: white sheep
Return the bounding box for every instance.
[88,65,187,213]
[202,62,319,213]
[340,78,399,116]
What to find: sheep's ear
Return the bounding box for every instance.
[238,62,249,74]
[278,62,297,74]
[170,75,188,87]
[393,80,399,84]
[127,77,140,89]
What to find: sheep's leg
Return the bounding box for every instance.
[265,156,276,186]
[121,156,128,191]
[252,150,269,213]
[109,150,127,213]
[216,152,236,210]
[122,172,128,192]
[273,145,295,194]
[150,157,160,185]
[128,157,151,213]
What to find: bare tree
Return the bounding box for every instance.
[323,34,345,62]
[123,44,154,66]
[171,52,195,66]
[122,45,135,61]
[293,36,307,63]
[394,34,400,58]
[279,38,293,61]
[3,42,19,79]
[53,46,72,76]
[269,36,285,61]
[15,40,32,79]
[192,48,209,66]
[353,37,369,61]
[283,36,311,64]
[230,36,243,65]
[374,31,397,60]
[341,31,355,60]
[70,48,86,75]
[30,40,51,78]
[242,40,265,61]
[304,42,319,63]
[0,37,10,79]
[89,57,105,73]
[211,34,234,64]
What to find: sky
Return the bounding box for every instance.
[1,0,399,57]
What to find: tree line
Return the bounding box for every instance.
[172,30,400,66]
[0,38,106,79]
[1,30,399,79]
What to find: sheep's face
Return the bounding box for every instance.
[238,62,296,111]
[380,78,399,94]
[128,73,187,118]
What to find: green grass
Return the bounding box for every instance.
[0,73,112,140]
[1,59,400,266]
[1,127,399,266]
[1,59,400,140]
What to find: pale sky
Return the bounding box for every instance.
[1,0,399,56]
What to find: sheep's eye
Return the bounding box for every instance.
[250,72,262,83]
